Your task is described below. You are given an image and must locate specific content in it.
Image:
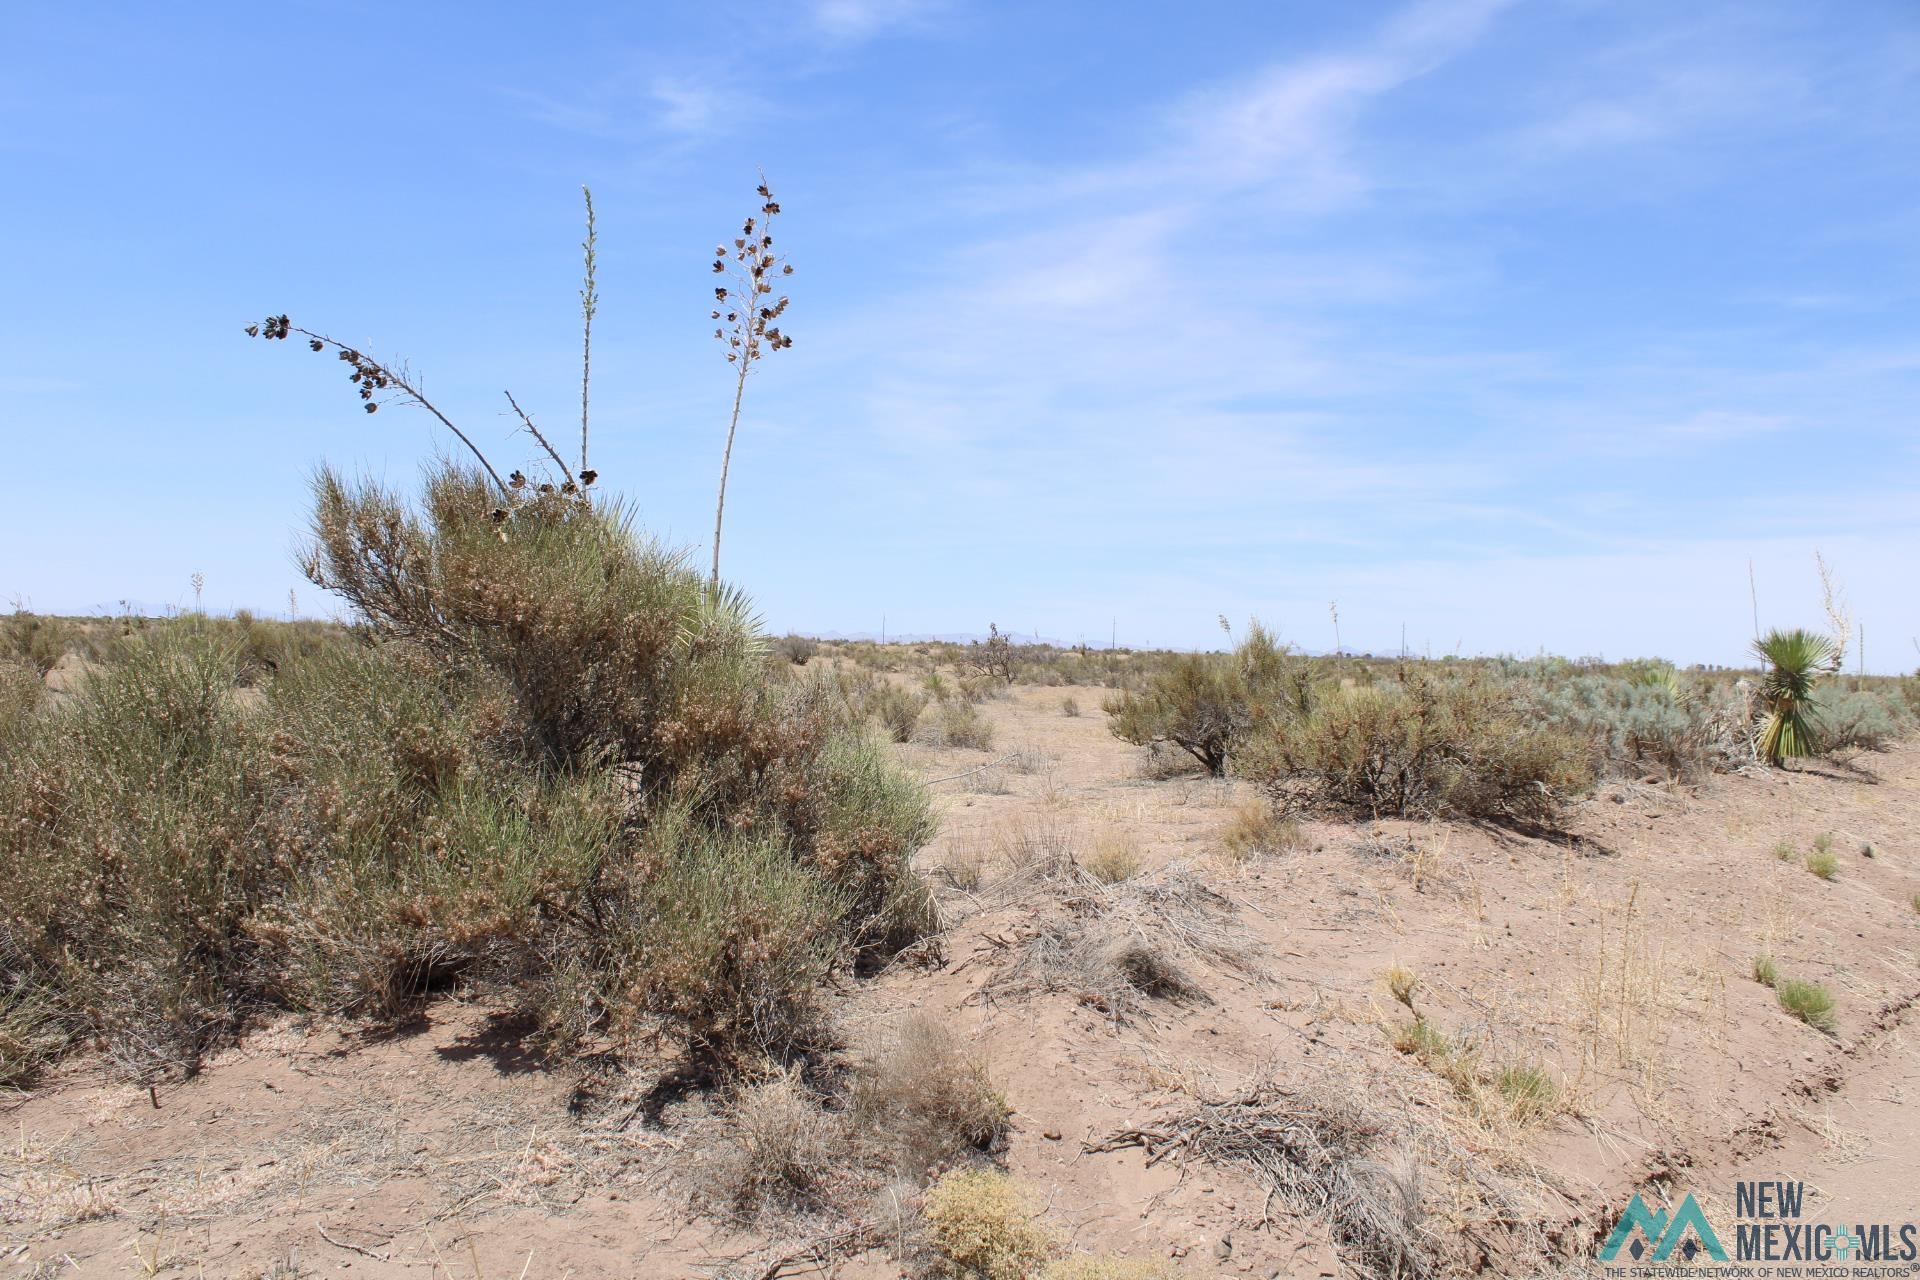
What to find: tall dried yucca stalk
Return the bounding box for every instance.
[247,188,604,513]
[1814,549,1850,674]
[708,176,796,587]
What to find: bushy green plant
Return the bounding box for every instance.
[1104,623,1297,776]
[1516,664,1745,779]
[929,700,995,750]
[774,634,818,666]
[1775,977,1835,1032]
[0,625,273,1072]
[2,609,80,674]
[868,681,928,743]
[1237,667,1592,822]
[1817,687,1913,752]
[0,470,936,1077]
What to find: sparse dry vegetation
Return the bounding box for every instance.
[0,196,1911,1280]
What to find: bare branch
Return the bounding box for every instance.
[503,390,578,490]
[261,320,511,496]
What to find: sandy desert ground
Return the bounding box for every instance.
[5,677,1918,1279]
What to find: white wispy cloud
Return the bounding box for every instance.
[809,0,948,43]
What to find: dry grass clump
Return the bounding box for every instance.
[694,1012,1007,1238]
[1492,1064,1560,1125]
[853,1013,1009,1174]
[1007,864,1253,1020]
[920,1169,1057,1280]
[992,814,1081,891]
[1091,1075,1425,1280]
[1219,797,1303,859]
[0,984,65,1088]
[1083,831,1145,884]
[1044,1258,1176,1280]
[1383,978,1563,1133]
[0,658,42,745]
[707,1068,842,1215]
[917,1168,1175,1280]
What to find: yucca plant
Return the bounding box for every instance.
[1752,628,1835,765]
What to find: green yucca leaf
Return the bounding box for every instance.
[1752,627,1834,764]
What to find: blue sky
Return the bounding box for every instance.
[4,1,1917,668]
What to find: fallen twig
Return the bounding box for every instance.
[317,1223,391,1262]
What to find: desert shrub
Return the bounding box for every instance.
[775,634,818,666]
[593,804,846,1060]
[1,609,79,674]
[305,469,764,774]
[921,1169,1057,1280]
[1104,625,1296,777]
[853,1013,1008,1174]
[927,701,995,750]
[1,470,936,1077]
[1751,955,1779,986]
[0,625,273,1073]
[957,674,1000,704]
[0,659,41,747]
[1804,848,1839,880]
[1776,977,1835,1032]
[1520,666,1745,779]
[870,682,929,743]
[1818,687,1913,752]
[1237,668,1592,823]
[222,611,347,681]
[963,625,1018,684]
[1218,797,1302,859]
